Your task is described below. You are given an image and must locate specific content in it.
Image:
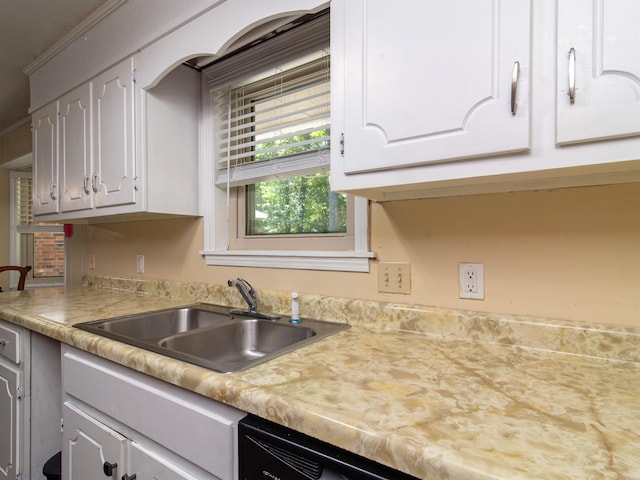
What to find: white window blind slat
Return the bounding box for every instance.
[16,176,33,226]
[206,13,330,188]
[222,92,330,139]
[221,107,330,150]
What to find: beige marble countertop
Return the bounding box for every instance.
[1,283,639,480]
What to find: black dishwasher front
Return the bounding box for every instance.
[238,414,420,480]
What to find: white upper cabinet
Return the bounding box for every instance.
[331,0,640,201]
[32,57,200,222]
[32,102,59,215]
[337,0,531,174]
[59,83,92,212]
[556,0,640,144]
[92,57,137,209]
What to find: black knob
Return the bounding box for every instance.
[103,461,117,476]
[122,474,137,480]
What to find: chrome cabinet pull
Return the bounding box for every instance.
[511,61,520,116]
[92,172,99,193]
[50,184,57,200]
[84,176,91,195]
[568,47,576,104]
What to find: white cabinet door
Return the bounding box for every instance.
[63,402,127,480]
[92,57,137,209]
[556,0,640,144]
[129,441,205,480]
[32,102,59,215]
[0,363,20,480]
[59,83,93,212]
[336,0,531,174]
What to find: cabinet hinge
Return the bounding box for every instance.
[133,176,139,191]
[16,385,23,399]
[340,133,345,156]
[60,417,64,433]
[132,69,137,84]
[16,472,22,480]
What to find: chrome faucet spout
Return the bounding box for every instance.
[228,278,258,313]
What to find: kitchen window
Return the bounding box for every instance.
[200,11,373,271]
[9,171,64,288]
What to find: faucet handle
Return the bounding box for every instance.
[236,277,256,296]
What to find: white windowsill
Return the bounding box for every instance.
[201,249,375,272]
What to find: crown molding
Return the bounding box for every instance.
[24,0,127,75]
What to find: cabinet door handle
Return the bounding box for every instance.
[121,474,137,480]
[568,47,576,104]
[50,184,57,201]
[511,61,520,115]
[84,176,91,195]
[0,339,6,347]
[92,173,99,193]
[103,461,117,476]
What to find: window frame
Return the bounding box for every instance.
[9,170,65,289]
[199,12,373,272]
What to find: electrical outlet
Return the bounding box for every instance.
[459,263,484,299]
[378,262,411,294]
[136,255,144,274]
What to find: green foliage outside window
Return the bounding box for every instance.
[247,129,345,235]
[248,173,346,235]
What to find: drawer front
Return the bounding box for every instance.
[63,346,246,479]
[0,323,21,364]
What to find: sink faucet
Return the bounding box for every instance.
[228,278,258,313]
[227,278,281,320]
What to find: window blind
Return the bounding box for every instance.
[16,176,33,228]
[204,13,330,187]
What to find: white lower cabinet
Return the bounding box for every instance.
[129,441,203,480]
[62,345,246,480]
[0,320,61,480]
[63,403,127,480]
[63,403,204,480]
[0,361,20,480]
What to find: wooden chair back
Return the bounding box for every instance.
[0,265,32,292]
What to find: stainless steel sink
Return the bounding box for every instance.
[75,304,349,373]
[160,319,316,373]
[84,305,231,341]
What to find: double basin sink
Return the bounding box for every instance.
[75,304,349,373]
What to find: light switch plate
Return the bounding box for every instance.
[378,262,411,294]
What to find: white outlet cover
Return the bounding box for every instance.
[459,263,484,299]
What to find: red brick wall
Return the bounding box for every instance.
[34,232,65,277]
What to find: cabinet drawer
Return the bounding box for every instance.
[0,322,21,364]
[63,346,246,479]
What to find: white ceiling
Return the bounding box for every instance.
[0,0,109,134]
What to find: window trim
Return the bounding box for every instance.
[200,194,373,273]
[199,11,374,272]
[9,170,65,289]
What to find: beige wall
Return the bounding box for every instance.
[0,124,31,168]
[85,182,640,327]
[0,172,11,289]
[0,172,10,263]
